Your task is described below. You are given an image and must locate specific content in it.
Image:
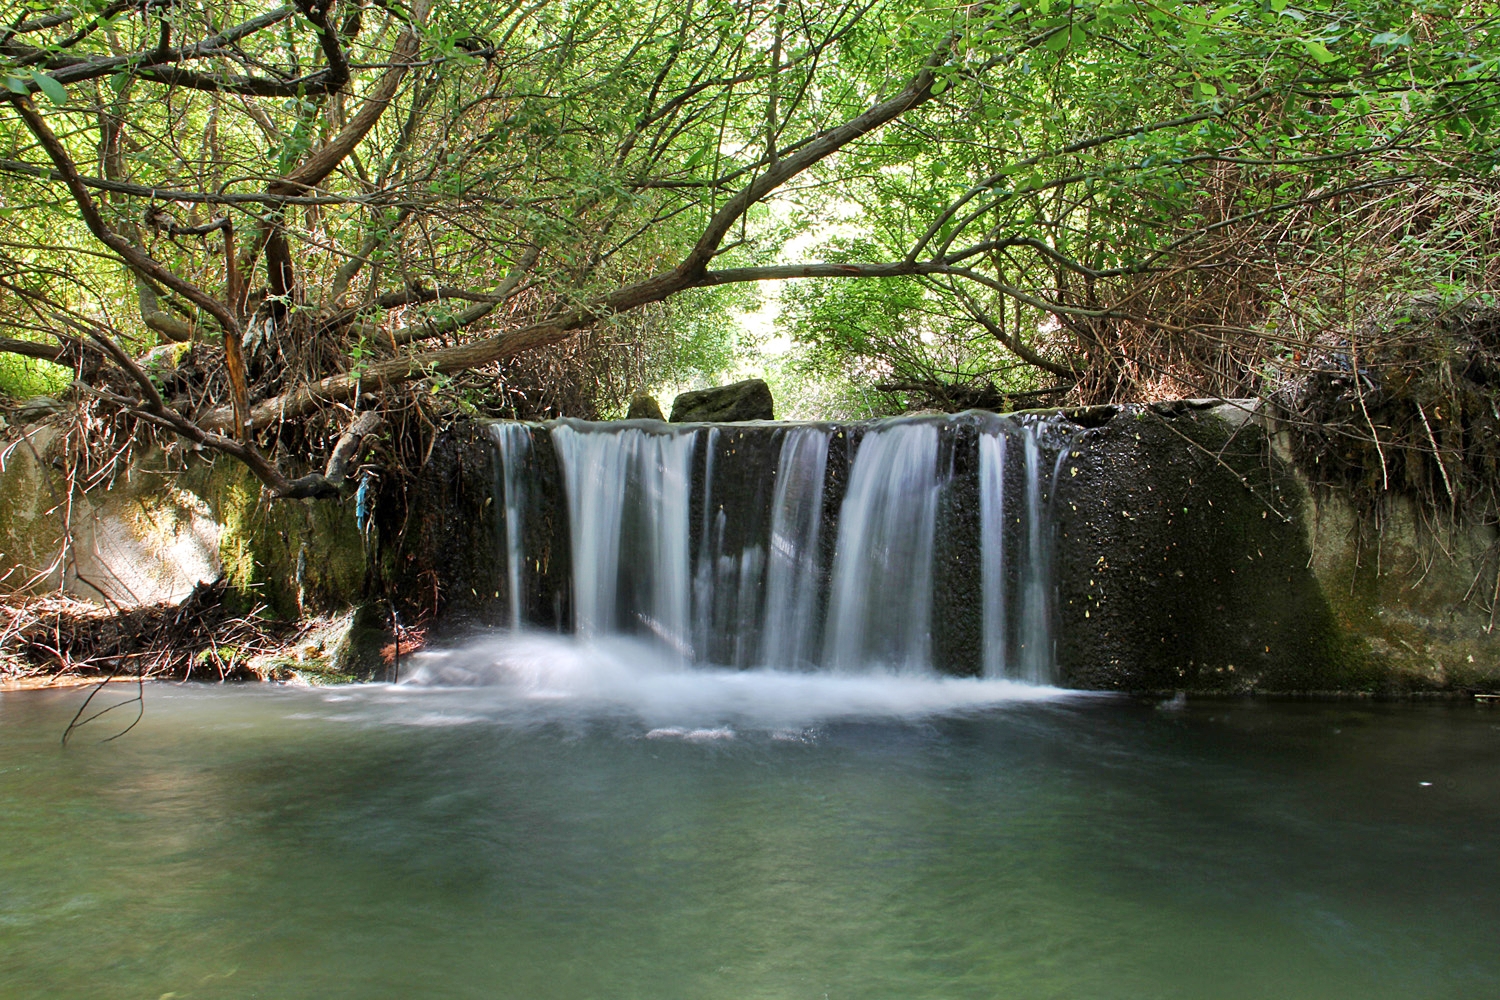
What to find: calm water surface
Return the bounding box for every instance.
[2,654,1498,999]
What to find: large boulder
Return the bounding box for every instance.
[669,379,774,422]
[0,434,367,616]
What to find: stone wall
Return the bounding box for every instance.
[1292,444,1499,693]
[5,405,1496,692]
[409,409,1498,693]
[1049,400,1498,692]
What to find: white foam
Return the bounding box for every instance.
[390,632,1078,731]
[645,726,736,741]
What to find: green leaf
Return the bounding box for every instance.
[4,76,27,95]
[1302,39,1337,64]
[1371,32,1412,47]
[30,71,67,106]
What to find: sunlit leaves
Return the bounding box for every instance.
[30,72,67,106]
[1,0,1496,415]
[1301,38,1338,63]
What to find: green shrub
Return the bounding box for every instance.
[0,353,71,401]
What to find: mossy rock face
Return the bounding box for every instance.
[626,394,665,421]
[0,436,222,604]
[1048,401,1498,693]
[0,428,66,587]
[244,604,393,682]
[1300,476,1500,692]
[141,342,193,372]
[670,379,775,422]
[184,459,366,618]
[0,444,368,619]
[393,422,571,636]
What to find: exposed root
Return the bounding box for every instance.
[1277,299,1500,526]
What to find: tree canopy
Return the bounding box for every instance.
[1,0,1496,492]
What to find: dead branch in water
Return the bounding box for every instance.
[2,581,305,684]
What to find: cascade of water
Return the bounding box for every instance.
[978,427,1008,678]
[1015,428,1050,683]
[1037,426,1081,682]
[977,418,1069,684]
[696,434,776,668]
[1004,419,1076,685]
[552,423,697,651]
[760,426,831,669]
[488,423,533,629]
[727,543,765,668]
[691,428,720,662]
[822,422,942,671]
[488,413,1065,683]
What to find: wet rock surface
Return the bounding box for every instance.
[1049,405,1359,692]
[424,407,1498,692]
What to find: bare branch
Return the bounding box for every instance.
[0,335,80,365]
[950,284,1080,379]
[74,332,294,494]
[6,8,306,95]
[0,158,398,206]
[268,28,422,196]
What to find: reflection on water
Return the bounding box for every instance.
[1,675,1498,1000]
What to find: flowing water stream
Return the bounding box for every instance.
[2,684,1497,999]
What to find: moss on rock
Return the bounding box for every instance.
[183,459,367,618]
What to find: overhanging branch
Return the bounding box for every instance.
[7,95,253,438]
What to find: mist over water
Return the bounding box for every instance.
[398,632,1075,732]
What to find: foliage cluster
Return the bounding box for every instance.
[0,0,1494,499]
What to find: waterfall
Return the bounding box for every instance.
[976,418,1072,683]
[489,413,1067,683]
[691,427,720,662]
[551,422,696,652]
[488,422,532,629]
[760,426,831,670]
[978,428,1008,679]
[1017,428,1050,683]
[822,422,942,671]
